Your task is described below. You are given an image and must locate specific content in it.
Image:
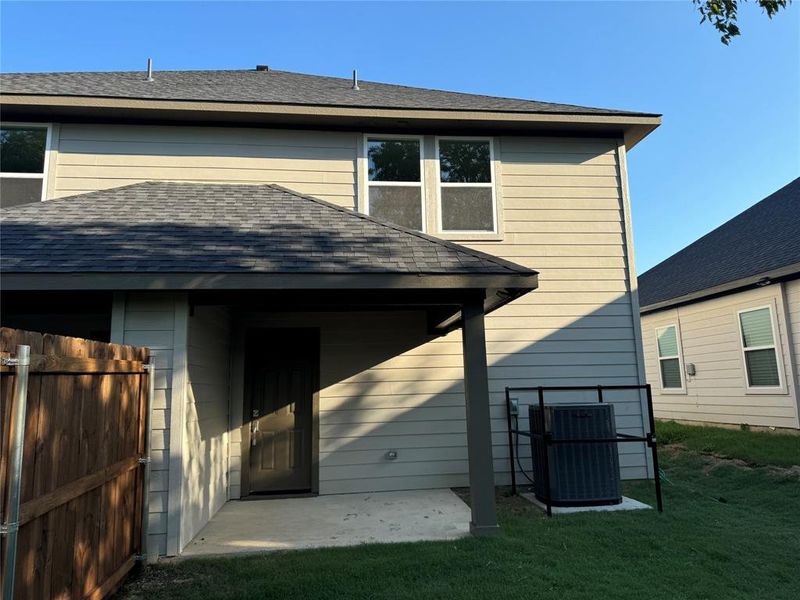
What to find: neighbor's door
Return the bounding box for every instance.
[245,329,317,493]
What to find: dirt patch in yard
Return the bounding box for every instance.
[122,565,214,599]
[663,444,800,479]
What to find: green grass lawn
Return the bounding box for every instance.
[657,420,800,467]
[121,423,800,600]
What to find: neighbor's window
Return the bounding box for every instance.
[437,139,495,232]
[0,125,49,208]
[366,137,424,230]
[738,306,781,389]
[656,324,684,390]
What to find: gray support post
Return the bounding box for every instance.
[2,344,31,600]
[461,295,499,536]
[140,359,156,563]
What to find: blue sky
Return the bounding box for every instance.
[2,1,798,272]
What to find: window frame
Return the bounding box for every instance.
[655,323,686,394]
[0,122,53,203]
[736,304,786,394]
[434,136,498,235]
[362,133,426,232]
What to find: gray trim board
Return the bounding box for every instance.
[0,272,538,292]
[166,295,189,556]
[109,292,126,343]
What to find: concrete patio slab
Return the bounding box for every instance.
[180,488,471,557]
[521,493,651,514]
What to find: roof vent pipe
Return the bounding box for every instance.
[352,69,360,91]
[146,58,154,82]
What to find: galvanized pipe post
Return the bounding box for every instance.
[504,387,517,496]
[2,344,31,600]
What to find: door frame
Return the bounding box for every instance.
[231,320,320,497]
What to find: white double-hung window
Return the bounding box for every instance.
[436,138,497,233]
[656,324,685,391]
[0,124,51,207]
[365,136,425,231]
[738,306,783,391]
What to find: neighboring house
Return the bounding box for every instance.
[0,67,660,557]
[639,178,800,430]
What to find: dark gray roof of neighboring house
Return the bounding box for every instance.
[638,177,800,310]
[0,68,656,117]
[0,182,534,276]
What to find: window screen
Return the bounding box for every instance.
[438,139,495,232]
[1,126,48,208]
[366,138,423,230]
[739,307,780,387]
[656,325,683,389]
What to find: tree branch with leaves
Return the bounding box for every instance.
[694,0,791,44]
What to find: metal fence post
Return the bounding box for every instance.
[504,387,517,496]
[2,344,31,600]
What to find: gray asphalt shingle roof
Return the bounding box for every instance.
[0,69,655,117]
[0,182,535,276]
[638,177,800,310]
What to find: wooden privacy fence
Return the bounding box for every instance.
[0,328,153,600]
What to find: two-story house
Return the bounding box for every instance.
[0,67,660,557]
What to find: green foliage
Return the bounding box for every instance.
[438,141,491,183]
[694,0,791,44]
[0,127,46,173]
[120,439,800,599]
[368,140,420,182]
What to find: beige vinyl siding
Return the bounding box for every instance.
[51,124,358,207]
[182,306,231,550]
[76,127,650,540]
[115,292,187,557]
[480,136,648,480]
[227,311,461,495]
[642,284,800,429]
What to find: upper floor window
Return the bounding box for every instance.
[436,138,496,233]
[738,306,782,390]
[0,124,50,208]
[366,137,424,231]
[656,324,684,391]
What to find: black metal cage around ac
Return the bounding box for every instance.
[504,384,664,517]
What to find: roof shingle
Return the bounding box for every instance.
[0,182,535,276]
[0,69,656,117]
[638,177,800,310]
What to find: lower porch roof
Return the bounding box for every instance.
[0,182,538,330]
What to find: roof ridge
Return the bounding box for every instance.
[266,184,536,275]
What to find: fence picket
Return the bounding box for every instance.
[0,327,150,600]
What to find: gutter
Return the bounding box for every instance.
[640,261,800,315]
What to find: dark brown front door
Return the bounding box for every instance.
[245,329,317,494]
